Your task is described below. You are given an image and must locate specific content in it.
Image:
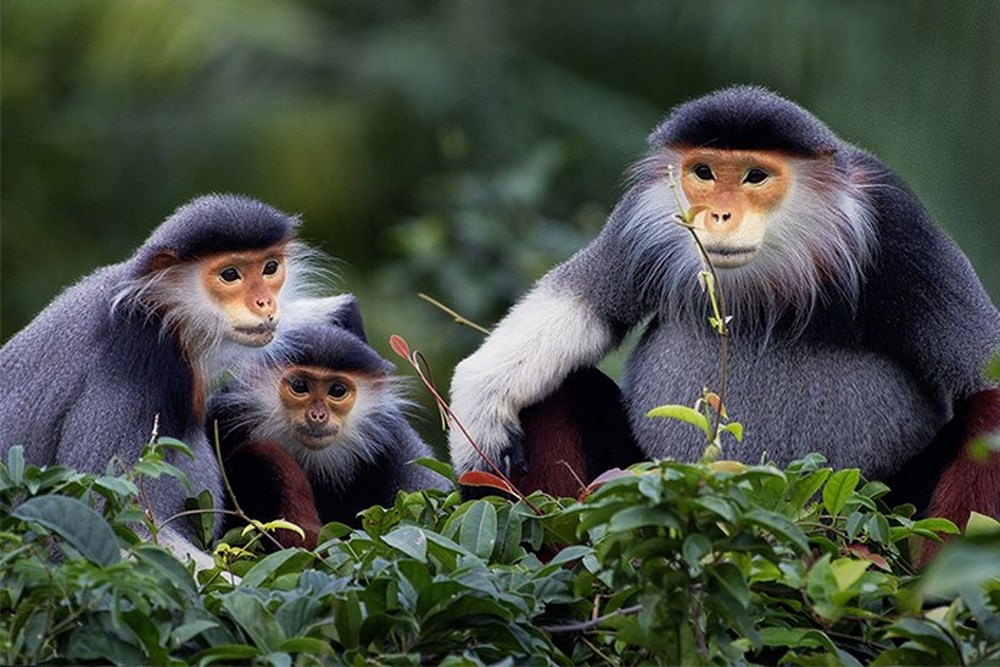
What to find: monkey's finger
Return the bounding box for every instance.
[505,429,528,476]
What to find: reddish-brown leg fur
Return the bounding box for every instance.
[516,386,589,497]
[918,389,1000,564]
[224,440,322,550]
[511,367,644,498]
[927,389,1000,526]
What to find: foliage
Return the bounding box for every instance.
[3,442,1000,665]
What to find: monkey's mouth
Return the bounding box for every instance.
[231,322,278,346]
[294,424,339,450]
[704,245,759,268]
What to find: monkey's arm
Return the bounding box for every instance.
[394,420,453,492]
[448,194,649,475]
[861,165,1000,397]
[224,441,321,550]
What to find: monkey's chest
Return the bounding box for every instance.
[623,327,949,478]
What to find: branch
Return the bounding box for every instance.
[541,604,644,634]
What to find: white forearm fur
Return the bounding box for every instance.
[447,284,614,473]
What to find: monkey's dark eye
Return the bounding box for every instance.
[220,267,241,283]
[328,383,349,399]
[692,164,715,181]
[262,259,280,276]
[743,168,769,184]
[287,377,309,395]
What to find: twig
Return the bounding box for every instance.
[138,414,162,545]
[418,292,491,335]
[207,419,284,549]
[666,166,731,449]
[390,335,542,515]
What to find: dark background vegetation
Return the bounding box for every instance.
[3,1,998,453]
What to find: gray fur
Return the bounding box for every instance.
[449,86,1000,479]
[0,193,313,549]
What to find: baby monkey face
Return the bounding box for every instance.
[277,365,358,450]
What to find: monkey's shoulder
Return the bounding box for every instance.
[1,265,125,364]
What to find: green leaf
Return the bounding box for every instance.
[278,637,334,655]
[536,544,592,577]
[694,496,737,522]
[64,628,148,665]
[911,517,959,535]
[423,531,475,570]
[709,562,750,608]
[12,495,121,566]
[984,350,1000,380]
[719,421,743,442]
[759,627,826,649]
[134,544,199,601]
[458,501,498,559]
[185,489,216,549]
[646,404,711,438]
[276,596,322,639]
[784,468,831,512]
[93,475,140,499]
[133,460,192,491]
[682,534,711,574]
[221,592,285,652]
[411,456,456,482]
[965,511,1000,537]
[194,645,261,665]
[866,513,891,545]
[607,505,680,532]
[332,592,364,649]
[744,509,810,553]
[121,608,170,663]
[920,539,1000,597]
[383,525,429,562]
[830,558,870,591]
[240,550,313,588]
[316,521,352,545]
[172,620,220,646]
[154,437,195,457]
[822,469,860,517]
[6,445,25,485]
[846,511,866,540]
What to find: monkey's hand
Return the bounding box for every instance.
[447,353,529,478]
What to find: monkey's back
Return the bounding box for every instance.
[0,262,224,520]
[0,265,122,464]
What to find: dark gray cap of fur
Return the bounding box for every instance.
[648,86,840,157]
[134,194,299,273]
[282,323,394,375]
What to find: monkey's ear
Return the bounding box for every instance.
[328,294,367,343]
[146,251,180,275]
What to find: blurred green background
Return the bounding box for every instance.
[2,1,998,452]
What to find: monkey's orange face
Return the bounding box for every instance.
[278,365,358,450]
[679,148,791,268]
[201,243,287,346]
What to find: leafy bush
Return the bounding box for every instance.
[2,442,1000,665]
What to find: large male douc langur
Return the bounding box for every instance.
[0,194,319,561]
[209,296,451,550]
[448,86,1000,526]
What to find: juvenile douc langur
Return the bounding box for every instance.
[209,296,451,550]
[448,86,1000,528]
[0,194,319,564]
